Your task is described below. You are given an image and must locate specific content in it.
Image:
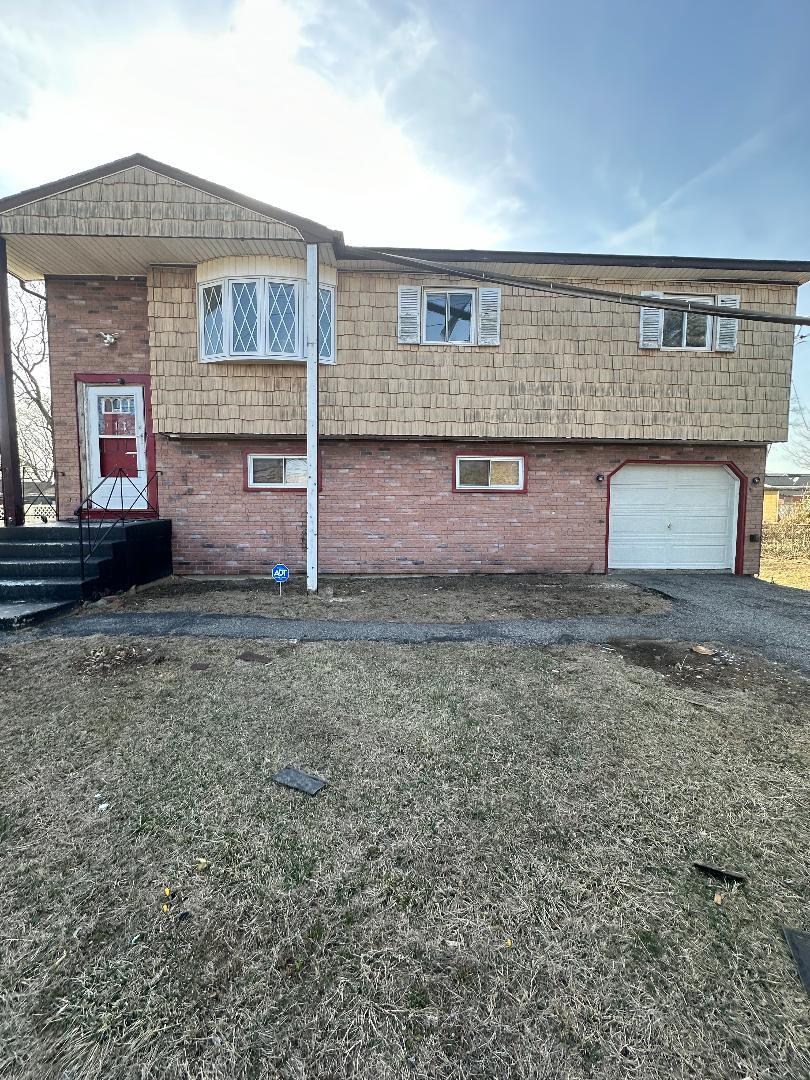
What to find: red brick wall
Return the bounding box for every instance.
[157,438,767,576]
[46,277,150,516]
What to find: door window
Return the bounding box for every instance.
[97,395,139,478]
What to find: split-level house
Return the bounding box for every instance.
[1,154,808,590]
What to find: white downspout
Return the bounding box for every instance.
[305,243,319,593]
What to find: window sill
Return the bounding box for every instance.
[200,355,335,365]
[246,486,307,494]
[658,347,714,353]
[454,486,527,494]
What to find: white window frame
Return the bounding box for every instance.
[264,276,303,360]
[246,453,307,490]
[455,455,525,491]
[199,281,226,359]
[228,278,263,358]
[198,276,334,363]
[422,288,477,346]
[318,284,336,362]
[660,295,714,352]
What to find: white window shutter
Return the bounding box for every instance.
[715,294,740,351]
[639,292,664,348]
[477,287,501,346]
[397,285,421,343]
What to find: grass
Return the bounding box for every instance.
[0,634,808,1079]
[758,554,810,591]
[82,573,671,622]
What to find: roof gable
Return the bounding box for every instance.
[0,154,338,245]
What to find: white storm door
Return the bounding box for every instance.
[84,385,148,510]
[608,465,739,571]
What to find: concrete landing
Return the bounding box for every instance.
[0,600,77,631]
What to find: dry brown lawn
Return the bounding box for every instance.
[83,573,670,622]
[758,554,810,591]
[0,634,808,1079]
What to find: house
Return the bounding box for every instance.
[1,153,809,589]
[763,474,810,522]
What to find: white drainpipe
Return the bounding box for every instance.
[305,243,319,592]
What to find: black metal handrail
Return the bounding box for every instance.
[75,468,159,581]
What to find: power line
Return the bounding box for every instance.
[361,249,810,328]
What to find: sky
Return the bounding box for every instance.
[1,0,808,467]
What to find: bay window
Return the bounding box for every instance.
[199,276,334,363]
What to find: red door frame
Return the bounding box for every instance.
[74,373,159,518]
[604,459,748,575]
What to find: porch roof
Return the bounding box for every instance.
[0,154,342,280]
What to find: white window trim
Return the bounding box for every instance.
[198,276,334,363]
[422,288,477,346]
[228,278,263,358]
[455,455,525,491]
[660,295,714,352]
[199,281,226,360]
[318,283,336,363]
[264,276,303,360]
[246,453,307,490]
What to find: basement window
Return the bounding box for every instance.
[455,455,526,491]
[199,277,335,363]
[246,454,307,489]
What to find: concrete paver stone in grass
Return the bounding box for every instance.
[273,767,328,796]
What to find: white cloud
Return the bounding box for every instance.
[0,0,518,247]
[603,128,774,252]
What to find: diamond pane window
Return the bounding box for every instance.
[201,283,224,356]
[319,287,334,360]
[267,281,298,356]
[230,280,259,354]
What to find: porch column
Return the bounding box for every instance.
[0,238,24,527]
[305,242,319,592]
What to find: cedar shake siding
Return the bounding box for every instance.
[157,438,766,577]
[148,266,795,444]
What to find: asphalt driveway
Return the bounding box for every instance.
[33,572,810,673]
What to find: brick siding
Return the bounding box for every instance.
[46,275,766,575]
[46,277,150,516]
[157,437,766,576]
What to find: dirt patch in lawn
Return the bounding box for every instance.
[610,638,808,702]
[758,554,810,591]
[83,573,671,622]
[1,634,809,1079]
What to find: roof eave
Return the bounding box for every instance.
[336,242,810,283]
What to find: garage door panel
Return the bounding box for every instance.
[608,465,739,571]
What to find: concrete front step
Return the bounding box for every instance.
[0,541,83,559]
[0,518,172,614]
[0,557,111,580]
[0,600,79,630]
[0,577,96,602]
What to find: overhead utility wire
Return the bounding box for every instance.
[363,249,810,328]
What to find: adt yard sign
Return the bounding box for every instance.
[272,564,290,584]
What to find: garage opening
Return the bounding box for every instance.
[608,463,740,572]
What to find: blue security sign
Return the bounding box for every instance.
[271,563,290,584]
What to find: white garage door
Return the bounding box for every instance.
[608,465,739,571]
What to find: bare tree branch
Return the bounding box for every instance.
[6,275,53,485]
